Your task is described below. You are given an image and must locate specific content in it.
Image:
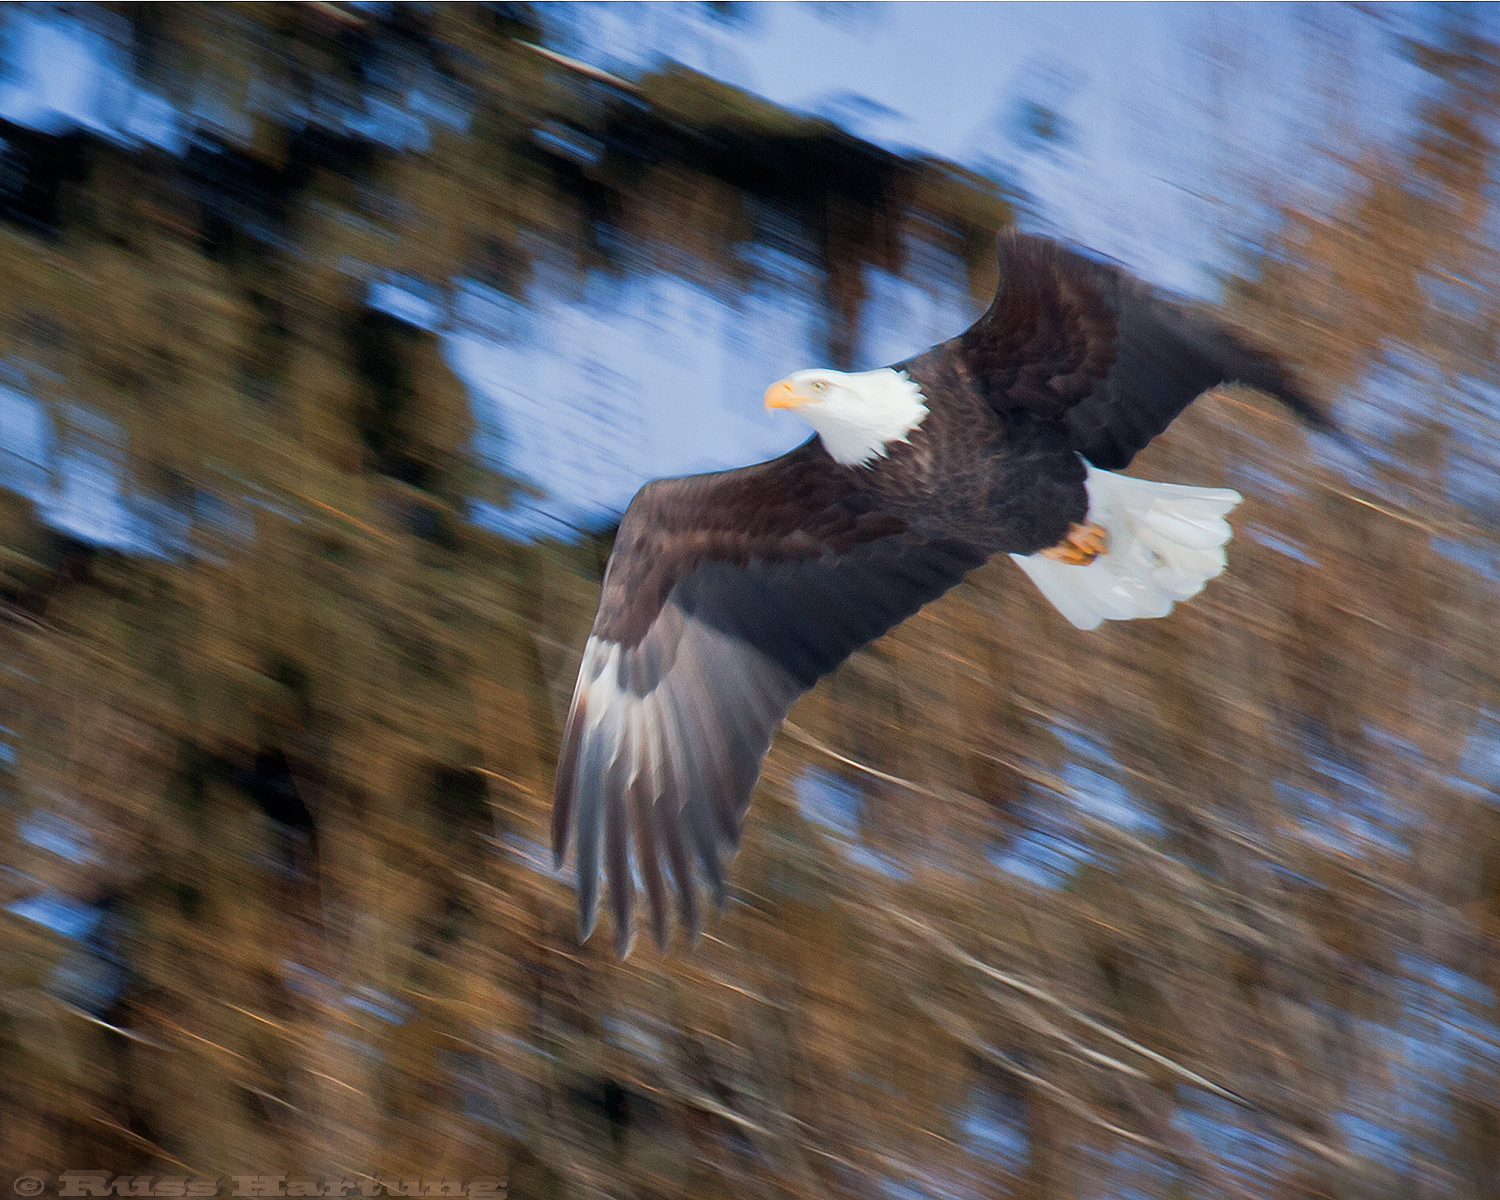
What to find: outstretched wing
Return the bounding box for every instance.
[552,441,987,954]
[936,230,1331,469]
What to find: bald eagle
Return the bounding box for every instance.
[552,231,1333,954]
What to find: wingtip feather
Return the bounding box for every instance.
[578,896,599,944]
[552,705,585,862]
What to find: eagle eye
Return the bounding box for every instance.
[810,380,829,393]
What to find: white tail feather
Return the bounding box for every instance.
[1011,464,1242,631]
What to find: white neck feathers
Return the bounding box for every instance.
[797,368,930,467]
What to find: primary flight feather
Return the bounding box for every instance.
[552,230,1333,955]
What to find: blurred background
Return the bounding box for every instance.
[1,3,1499,1196]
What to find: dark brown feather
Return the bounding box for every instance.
[551,445,988,947]
[941,230,1330,469]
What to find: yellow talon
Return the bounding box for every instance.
[1040,521,1108,565]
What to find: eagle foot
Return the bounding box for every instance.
[1041,521,1108,565]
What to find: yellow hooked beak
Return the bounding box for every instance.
[764,379,803,410]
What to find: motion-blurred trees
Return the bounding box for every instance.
[2,7,1500,1199]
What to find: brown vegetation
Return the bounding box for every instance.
[2,8,1499,1199]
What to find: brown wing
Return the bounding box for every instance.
[936,230,1332,469]
[552,440,987,954]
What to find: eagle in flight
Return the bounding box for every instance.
[552,230,1333,955]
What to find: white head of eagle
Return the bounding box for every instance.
[764,367,929,467]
